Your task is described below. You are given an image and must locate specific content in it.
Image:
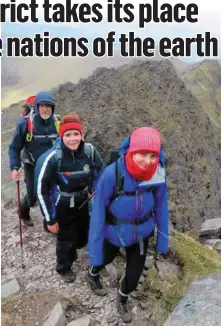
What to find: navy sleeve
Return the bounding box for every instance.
[8,118,27,170]
[153,182,170,254]
[88,165,116,266]
[35,149,57,224]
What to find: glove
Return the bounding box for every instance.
[11,169,21,181]
[47,222,59,233]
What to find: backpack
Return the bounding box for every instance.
[21,95,60,142]
[55,141,95,176]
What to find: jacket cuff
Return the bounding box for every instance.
[11,166,20,171]
[47,219,57,226]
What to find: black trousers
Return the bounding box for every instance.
[56,199,90,273]
[21,163,37,220]
[91,237,149,295]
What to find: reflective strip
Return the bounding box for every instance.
[89,266,100,277]
[60,188,88,197]
[119,288,128,297]
[55,185,60,206]
[33,134,58,139]
[37,150,56,222]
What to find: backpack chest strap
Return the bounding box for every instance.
[32,134,58,139]
[106,209,153,225]
[60,187,88,207]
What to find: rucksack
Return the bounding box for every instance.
[55,141,95,176]
[21,95,60,142]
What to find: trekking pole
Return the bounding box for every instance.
[79,191,96,210]
[16,181,25,269]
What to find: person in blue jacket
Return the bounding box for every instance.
[86,127,169,323]
[35,112,104,283]
[9,92,59,227]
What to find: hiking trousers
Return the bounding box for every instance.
[21,163,37,220]
[56,198,90,273]
[90,237,149,295]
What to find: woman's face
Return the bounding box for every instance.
[133,152,158,169]
[63,129,82,151]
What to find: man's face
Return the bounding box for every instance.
[39,103,53,120]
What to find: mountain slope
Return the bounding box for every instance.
[2,60,221,232]
[183,60,221,128]
[1,55,188,109]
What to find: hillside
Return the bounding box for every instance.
[1,55,187,109]
[183,60,221,128]
[2,59,221,232]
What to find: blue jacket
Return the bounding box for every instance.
[9,91,58,170]
[35,140,104,224]
[88,143,169,266]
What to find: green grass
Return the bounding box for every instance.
[184,61,221,128]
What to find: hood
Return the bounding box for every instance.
[35,91,55,114]
[118,136,167,167]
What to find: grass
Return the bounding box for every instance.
[184,61,221,128]
[143,231,221,326]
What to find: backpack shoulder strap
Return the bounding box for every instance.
[84,142,95,165]
[110,159,124,202]
[55,141,63,172]
[53,115,60,134]
[25,107,35,142]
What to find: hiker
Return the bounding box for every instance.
[86,127,169,323]
[35,112,104,282]
[9,92,59,227]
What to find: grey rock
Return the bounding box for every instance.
[67,315,91,326]
[163,271,221,326]
[131,291,139,298]
[28,241,39,247]
[105,262,118,280]
[199,218,221,237]
[6,235,21,246]
[215,241,221,254]
[26,282,38,290]
[145,255,154,267]
[94,301,104,309]
[134,317,156,326]
[204,239,221,247]
[39,240,49,246]
[132,305,139,314]
[139,301,149,310]
[139,275,145,283]
[43,301,67,326]
[106,315,115,323]
[1,278,20,299]
[119,248,126,258]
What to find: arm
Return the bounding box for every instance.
[88,165,115,266]
[153,182,169,254]
[8,118,27,170]
[35,150,57,225]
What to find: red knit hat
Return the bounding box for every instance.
[59,113,83,138]
[128,127,161,155]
